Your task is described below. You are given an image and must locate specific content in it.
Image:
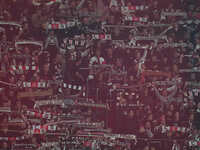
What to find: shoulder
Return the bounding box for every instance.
[90,56,97,61]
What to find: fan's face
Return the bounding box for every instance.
[198,102,200,108]
[2,34,6,40]
[24,47,30,54]
[145,121,151,129]
[107,48,112,55]
[20,75,25,81]
[129,110,134,117]
[169,104,174,111]
[2,142,8,148]
[96,50,101,57]
[44,64,50,72]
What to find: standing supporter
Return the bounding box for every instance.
[44,31,59,64]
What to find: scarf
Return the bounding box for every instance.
[134,35,167,41]
[34,98,107,109]
[161,125,190,133]
[122,6,148,11]
[162,12,187,17]
[124,16,148,22]
[0,21,22,28]
[10,65,39,71]
[26,110,52,119]
[15,40,43,48]
[186,81,200,87]
[0,107,11,113]
[161,43,188,48]
[0,136,30,141]
[103,23,171,28]
[92,34,112,40]
[17,81,82,90]
[47,21,76,30]
[29,124,57,134]
[63,39,86,48]
[32,0,61,6]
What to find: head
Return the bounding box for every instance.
[24,47,30,55]
[116,58,122,67]
[19,74,26,81]
[129,110,134,117]
[145,121,151,129]
[95,49,101,57]
[43,63,50,73]
[169,104,174,111]
[49,31,54,37]
[162,90,168,97]
[3,54,9,62]
[2,142,8,148]
[198,102,200,109]
[107,47,113,56]
[2,33,7,41]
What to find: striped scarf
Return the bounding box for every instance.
[161,125,190,133]
[29,124,57,135]
[18,81,48,88]
[26,111,52,119]
[0,136,29,141]
[15,41,43,48]
[17,81,82,90]
[92,34,112,40]
[47,21,76,30]
[10,65,39,72]
[66,39,86,47]
[121,6,148,12]
[32,0,61,6]
[124,16,148,22]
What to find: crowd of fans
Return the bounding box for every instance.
[0,0,200,150]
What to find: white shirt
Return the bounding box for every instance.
[89,56,106,66]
